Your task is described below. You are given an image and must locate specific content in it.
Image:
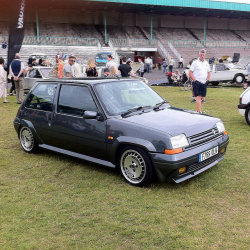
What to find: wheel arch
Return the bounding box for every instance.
[18,119,43,144]
[111,136,157,167]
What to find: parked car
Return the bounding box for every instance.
[238,87,250,125]
[14,79,229,186]
[24,66,52,90]
[95,52,112,66]
[209,63,247,86]
[183,62,247,86]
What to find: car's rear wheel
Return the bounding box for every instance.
[119,146,154,187]
[245,107,250,125]
[234,74,245,84]
[19,127,38,153]
[211,82,219,86]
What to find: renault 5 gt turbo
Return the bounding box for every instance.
[14,78,229,186]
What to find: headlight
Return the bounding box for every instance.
[170,134,189,149]
[216,121,225,133]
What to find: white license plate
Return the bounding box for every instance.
[199,146,218,162]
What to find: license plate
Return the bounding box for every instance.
[199,146,218,162]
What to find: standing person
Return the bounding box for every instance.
[169,57,175,72]
[145,57,151,73]
[162,58,167,73]
[178,56,184,68]
[244,62,250,89]
[0,58,8,103]
[85,59,97,77]
[189,49,211,113]
[72,59,82,77]
[138,58,145,77]
[157,57,162,70]
[118,57,132,78]
[9,53,25,104]
[63,56,76,78]
[106,55,118,71]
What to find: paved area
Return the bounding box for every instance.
[144,67,185,85]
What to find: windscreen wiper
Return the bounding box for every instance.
[153,100,168,110]
[121,105,151,117]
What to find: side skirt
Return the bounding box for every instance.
[39,144,116,168]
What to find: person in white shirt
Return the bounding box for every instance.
[189,49,211,113]
[106,55,118,71]
[0,57,8,103]
[145,57,151,73]
[178,56,184,68]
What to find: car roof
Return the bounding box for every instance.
[36,78,140,86]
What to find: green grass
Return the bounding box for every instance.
[0,86,249,249]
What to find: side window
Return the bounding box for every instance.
[216,64,226,71]
[25,83,57,111]
[29,69,42,78]
[58,85,98,116]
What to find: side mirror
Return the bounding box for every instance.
[84,111,98,119]
[84,111,104,121]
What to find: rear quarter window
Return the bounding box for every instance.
[25,83,57,112]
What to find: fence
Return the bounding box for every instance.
[1,35,250,49]
[0,36,100,47]
[109,38,157,48]
[166,40,250,49]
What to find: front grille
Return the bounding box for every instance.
[184,152,225,175]
[186,128,222,150]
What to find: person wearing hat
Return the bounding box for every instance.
[189,49,211,113]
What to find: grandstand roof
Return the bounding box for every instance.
[84,0,250,19]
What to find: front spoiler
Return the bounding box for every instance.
[172,155,223,183]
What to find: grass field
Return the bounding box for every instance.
[0,86,249,249]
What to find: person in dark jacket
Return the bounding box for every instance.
[9,53,25,104]
[86,59,97,77]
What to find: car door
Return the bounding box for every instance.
[24,68,43,90]
[49,83,108,160]
[212,64,231,82]
[23,82,58,144]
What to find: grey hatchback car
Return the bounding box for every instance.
[14,78,229,186]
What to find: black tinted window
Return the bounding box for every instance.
[25,83,57,111]
[58,85,98,116]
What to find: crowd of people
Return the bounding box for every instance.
[0,50,249,110]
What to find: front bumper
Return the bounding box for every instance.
[238,104,247,116]
[149,135,229,183]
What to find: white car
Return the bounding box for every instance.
[238,87,250,125]
[209,63,247,86]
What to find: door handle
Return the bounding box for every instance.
[48,113,52,126]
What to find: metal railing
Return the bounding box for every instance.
[109,38,157,48]
[1,35,250,49]
[166,40,250,48]
[0,35,100,47]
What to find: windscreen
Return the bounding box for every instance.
[95,80,164,115]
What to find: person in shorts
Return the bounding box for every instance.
[189,49,211,113]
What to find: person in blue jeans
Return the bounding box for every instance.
[162,58,167,73]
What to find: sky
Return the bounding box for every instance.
[208,0,250,4]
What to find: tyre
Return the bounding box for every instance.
[19,126,38,153]
[245,107,250,125]
[211,82,219,86]
[234,74,245,84]
[119,146,155,187]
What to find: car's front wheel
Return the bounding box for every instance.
[19,126,38,153]
[234,74,245,84]
[245,107,250,125]
[119,146,154,187]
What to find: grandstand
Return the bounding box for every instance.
[1,0,250,66]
